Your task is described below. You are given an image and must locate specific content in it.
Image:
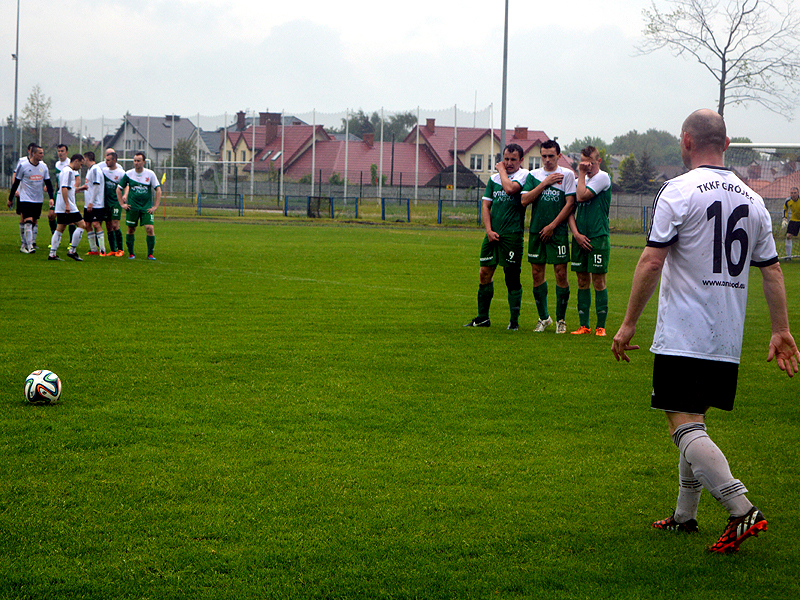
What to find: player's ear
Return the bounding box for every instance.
[722,136,731,152]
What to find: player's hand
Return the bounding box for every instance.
[495,162,506,174]
[574,232,592,250]
[782,218,788,229]
[612,324,640,362]
[486,230,500,242]
[148,207,156,214]
[578,161,591,174]
[539,224,555,242]
[767,330,800,377]
[6,197,12,208]
[543,173,563,187]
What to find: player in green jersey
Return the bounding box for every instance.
[465,144,528,330]
[783,187,800,259]
[117,151,161,260]
[521,140,576,334]
[569,145,612,336]
[102,149,126,256]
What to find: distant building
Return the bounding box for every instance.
[106,115,198,166]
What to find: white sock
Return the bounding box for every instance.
[24,223,33,248]
[19,223,25,244]
[88,229,98,252]
[33,224,38,244]
[786,238,792,257]
[96,231,106,254]
[70,228,84,253]
[50,230,63,256]
[673,422,753,517]
[674,454,702,523]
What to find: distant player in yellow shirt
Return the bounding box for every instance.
[783,186,800,259]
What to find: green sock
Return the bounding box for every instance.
[147,235,155,256]
[555,285,570,321]
[126,233,135,255]
[508,288,522,325]
[577,288,591,328]
[116,229,123,251]
[477,282,494,319]
[595,289,609,329]
[533,282,549,320]
[107,231,116,252]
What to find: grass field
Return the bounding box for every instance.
[1,212,798,599]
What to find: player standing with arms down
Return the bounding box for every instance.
[81,151,107,256]
[52,144,78,239]
[7,144,55,254]
[116,151,161,260]
[10,143,37,251]
[569,146,612,336]
[783,186,800,259]
[102,149,126,256]
[49,153,88,261]
[464,144,529,330]
[521,140,576,333]
[612,109,800,554]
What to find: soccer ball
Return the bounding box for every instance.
[25,370,62,405]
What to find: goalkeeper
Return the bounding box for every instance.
[784,186,800,259]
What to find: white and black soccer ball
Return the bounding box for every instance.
[25,370,62,405]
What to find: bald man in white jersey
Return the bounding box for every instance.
[613,109,799,554]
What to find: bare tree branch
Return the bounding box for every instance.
[636,0,800,118]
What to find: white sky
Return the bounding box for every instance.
[2,0,799,146]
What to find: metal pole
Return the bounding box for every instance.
[311,109,316,198]
[378,107,384,202]
[280,110,285,205]
[453,105,457,206]
[500,0,508,153]
[344,108,349,201]
[13,0,20,158]
[414,106,419,205]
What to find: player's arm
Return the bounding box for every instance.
[612,245,670,362]
[540,194,576,241]
[44,179,55,206]
[496,162,522,196]
[8,177,21,207]
[568,212,591,250]
[150,184,161,213]
[482,199,498,242]
[61,185,71,212]
[117,182,130,210]
[521,174,559,207]
[760,261,800,377]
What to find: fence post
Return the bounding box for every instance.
[330,197,334,219]
[355,197,359,219]
[406,198,410,222]
[197,193,202,216]
[381,197,386,221]
[438,198,442,225]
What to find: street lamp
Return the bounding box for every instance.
[14,0,21,157]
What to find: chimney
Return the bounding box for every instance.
[426,118,436,134]
[514,127,527,140]
[363,133,374,147]
[236,111,246,131]
[264,121,278,144]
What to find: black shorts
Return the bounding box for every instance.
[651,354,739,414]
[788,221,800,237]
[84,207,107,223]
[19,201,43,221]
[56,212,84,226]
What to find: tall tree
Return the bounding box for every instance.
[609,128,681,165]
[20,84,51,134]
[638,0,800,118]
[618,154,640,193]
[332,110,417,141]
[565,136,608,153]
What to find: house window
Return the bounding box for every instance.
[528,157,541,170]
[470,154,483,171]
[241,151,246,162]
[227,150,232,162]
[125,139,131,150]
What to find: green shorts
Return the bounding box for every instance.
[571,234,610,273]
[106,204,122,221]
[480,232,524,269]
[126,208,154,228]
[528,233,570,264]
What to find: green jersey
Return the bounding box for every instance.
[102,164,126,207]
[575,170,612,238]
[524,166,577,236]
[482,169,529,236]
[118,168,160,211]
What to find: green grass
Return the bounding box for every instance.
[1,213,798,599]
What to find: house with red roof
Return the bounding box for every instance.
[221,112,566,188]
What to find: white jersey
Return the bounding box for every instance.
[55,158,69,175]
[14,160,50,203]
[56,167,80,214]
[647,166,778,363]
[530,166,577,196]
[83,163,105,208]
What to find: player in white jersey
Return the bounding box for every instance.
[51,144,79,239]
[7,144,55,254]
[612,109,799,554]
[80,151,107,255]
[10,143,38,250]
[49,153,88,261]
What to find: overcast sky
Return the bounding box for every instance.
[2,0,799,146]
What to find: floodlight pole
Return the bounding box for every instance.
[13,0,21,157]
[499,0,508,156]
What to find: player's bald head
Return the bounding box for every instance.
[681,109,727,152]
